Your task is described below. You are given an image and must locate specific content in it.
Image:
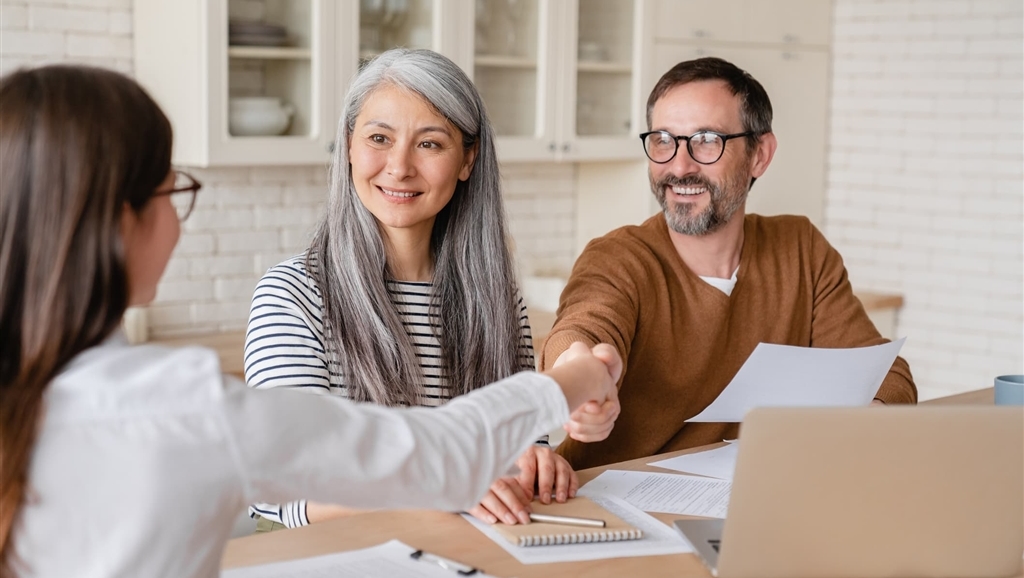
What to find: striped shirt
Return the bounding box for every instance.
[245,254,539,527]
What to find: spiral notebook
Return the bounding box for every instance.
[492,496,643,547]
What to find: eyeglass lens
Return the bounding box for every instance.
[643,131,725,164]
[169,172,197,220]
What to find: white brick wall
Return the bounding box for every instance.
[0,0,579,337]
[826,0,1024,400]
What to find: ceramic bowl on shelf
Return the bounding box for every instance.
[228,97,294,137]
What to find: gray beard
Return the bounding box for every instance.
[651,172,748,236]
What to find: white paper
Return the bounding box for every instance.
[221,539,495,578]
[687,338,906,422]
[462,495,692,564]
[649,441,739,481]
[579,470,731,519]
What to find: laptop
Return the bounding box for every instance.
[673,406,1024,578]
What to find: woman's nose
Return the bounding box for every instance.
[385,145,415,179]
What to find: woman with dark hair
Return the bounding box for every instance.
[244,48,617,531]
[0,64,621,578]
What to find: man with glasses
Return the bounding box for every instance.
[542,57,916,470]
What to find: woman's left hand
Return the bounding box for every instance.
[513,444,578,505]
[465,445,578,525]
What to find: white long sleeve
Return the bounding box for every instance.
[14,334,569,578]
[225,370,565,513]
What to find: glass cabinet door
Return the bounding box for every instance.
[575,0,634,138]
[473,0,540,138]
[358,0,436,64]
[227,0,316,139]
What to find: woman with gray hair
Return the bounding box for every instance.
[244,49,617,532]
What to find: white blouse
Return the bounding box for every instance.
[13,332,569,578]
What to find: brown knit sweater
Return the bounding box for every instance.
[542,213,917,470]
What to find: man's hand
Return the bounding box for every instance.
[554,343,622,442]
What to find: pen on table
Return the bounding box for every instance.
[528,513,606,528]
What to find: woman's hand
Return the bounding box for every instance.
[513,444,578,504]
[466,445,578,524]
[466,477,532,525]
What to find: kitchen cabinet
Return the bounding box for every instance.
[134,0,651,166]
[453,0,651,162]
[653,0,831,47]
[135,0,337,166]
[134,0,439,167]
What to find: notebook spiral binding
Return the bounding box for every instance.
[517,529,643,547]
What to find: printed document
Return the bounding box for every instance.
[463,495,692,564]
[221,539,495,578]
[649,441,739,481]
[687,338,906,422]
[580,470,731,519]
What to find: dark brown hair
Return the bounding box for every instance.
[0,65,172,576]
[646,56,774,151]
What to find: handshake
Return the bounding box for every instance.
[546,342,623,443]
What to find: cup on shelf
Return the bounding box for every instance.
[994,374,1024,406]
[228,97,295,136]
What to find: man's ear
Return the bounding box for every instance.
[749,132,777,179]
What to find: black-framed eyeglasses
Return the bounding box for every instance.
[153,169,202,221]
[639,130,754,165]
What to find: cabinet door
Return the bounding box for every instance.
[740,0,832,47]
[650,42,829,227]
[562,0,646,161]
[134,0,338,166]
[652,0,744,43]
[651,0,831,47]
[470,0,560,162]
[356,0,439,63]
[211,0,338,165]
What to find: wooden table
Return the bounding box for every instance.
[222,389,997,577]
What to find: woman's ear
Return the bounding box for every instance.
[120,201,137,244]
[458,142,479,182]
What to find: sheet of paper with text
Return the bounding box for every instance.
[580,470,732,519]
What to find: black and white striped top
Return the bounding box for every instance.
[245,254,539,527]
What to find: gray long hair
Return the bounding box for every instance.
[308,48,521,406]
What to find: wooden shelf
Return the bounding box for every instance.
[475,55,538,69]
[227,46,312,60]
[576,60,632,74]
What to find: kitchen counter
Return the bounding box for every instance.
[148,291,903,378]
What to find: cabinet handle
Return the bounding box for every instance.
[693,29,707,38]
[326,141,336,153]
[783,34,799,43]
[781,52,797,61]
[562,143,571,152]
[548,142,557,152]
